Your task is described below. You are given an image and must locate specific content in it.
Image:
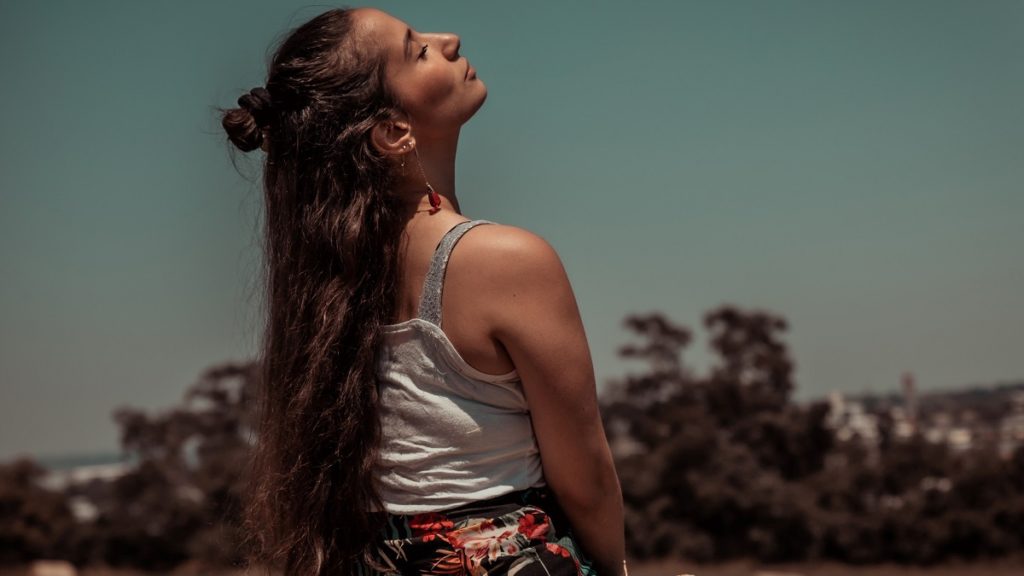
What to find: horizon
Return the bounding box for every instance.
[17,376,1024,467]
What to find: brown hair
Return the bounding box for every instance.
[221,7,404,575]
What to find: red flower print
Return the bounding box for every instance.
[545,542,571,558]
[447,525,520,565]
[409,512,455,535]
[517,513,550,541]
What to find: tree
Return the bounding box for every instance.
[88,361,259,570]
[0,458,77,564]
[601,305,830,562]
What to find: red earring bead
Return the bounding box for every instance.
[427,184,441,211]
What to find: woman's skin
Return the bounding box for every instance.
[358,8,626,575]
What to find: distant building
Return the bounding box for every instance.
[825,380,1024,457]
[998,391,1024,458]
[902,372,918,432]
[890,406,916,439]
[827,391,879,445]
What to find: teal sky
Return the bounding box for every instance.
[1,0,1021,460]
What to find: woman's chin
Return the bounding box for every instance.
[470,85,488,114]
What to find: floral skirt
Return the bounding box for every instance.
[355,485,599,575]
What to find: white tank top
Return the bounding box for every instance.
[372,219,546,514]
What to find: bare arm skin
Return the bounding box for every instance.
[472,224,626,576]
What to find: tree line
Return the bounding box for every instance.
[603,307,1024,564]
[2,305,1022,569]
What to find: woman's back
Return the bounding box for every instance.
[363,216,614,574]
[388,214,621,523]
[374,218,546,513]
[389,216,518,377]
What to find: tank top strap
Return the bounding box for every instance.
[417,219,496,327]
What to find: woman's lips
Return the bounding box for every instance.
[466,63,476,79]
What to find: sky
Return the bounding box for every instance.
[1,0,1021,460]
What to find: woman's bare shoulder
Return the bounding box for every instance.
[460,222,565,278]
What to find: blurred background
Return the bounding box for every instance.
[1,0,1021,574]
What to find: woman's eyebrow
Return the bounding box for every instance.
[404,27,412,60]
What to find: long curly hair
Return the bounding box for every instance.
[220,8,405,575]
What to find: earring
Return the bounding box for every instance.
[426,183,442,211]
[412,145,442,212]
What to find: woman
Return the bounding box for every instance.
[221,7,625,576]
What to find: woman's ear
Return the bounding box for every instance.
[371,118,414,156]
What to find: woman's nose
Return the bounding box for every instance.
[440,33,461,60]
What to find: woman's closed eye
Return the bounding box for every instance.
[418,43,428,60]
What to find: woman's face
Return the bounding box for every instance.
[354,8,486,138]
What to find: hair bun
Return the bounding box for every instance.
[238,87,274,128]
[222,87,274,153]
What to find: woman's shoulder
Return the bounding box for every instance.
[461,221,566,280]
[454,221,576,341]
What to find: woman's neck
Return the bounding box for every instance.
[397,130,461,217]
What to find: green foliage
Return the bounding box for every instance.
[0,362,260,569]
[90,361,258,570]
[0,458,78,564]
[600,305,1024,564]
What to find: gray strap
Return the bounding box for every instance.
[418,219,495,327]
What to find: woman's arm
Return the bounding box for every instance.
[476,224,625,576]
